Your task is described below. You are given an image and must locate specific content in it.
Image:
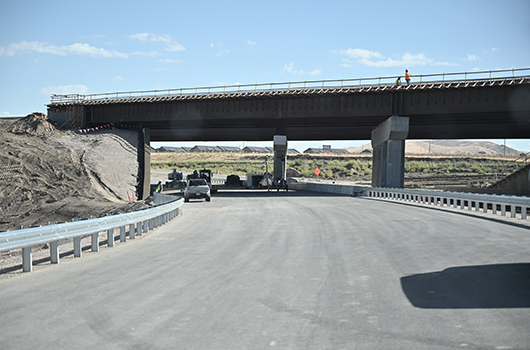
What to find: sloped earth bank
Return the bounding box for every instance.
[1,114,150,275]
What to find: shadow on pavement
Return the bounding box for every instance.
[401,263,530,309]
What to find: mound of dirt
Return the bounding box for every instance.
[0,114,148,232]
[6,112,57,136]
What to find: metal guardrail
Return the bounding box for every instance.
[289,182,530,221]
[0,193,183,273]
[365,188,530,220]
[49,68,530,105]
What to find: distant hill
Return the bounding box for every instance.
[346,140,522,156]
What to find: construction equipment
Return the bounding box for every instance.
[166,170,186,191]
[199,169,218,193]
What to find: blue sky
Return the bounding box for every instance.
[1,0,529,152]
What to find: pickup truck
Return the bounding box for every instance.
[184,178,211,202]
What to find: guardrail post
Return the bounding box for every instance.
[129,223,136,239]
[22,247,32,272]
[107,229,114,247]
[501,204,506,216]
[511,206,517,218]
[50,241,59,264]
[522,207,528,220]
[74,237,82,257]
[90,232,99,252]
[137,222,143,236]
[120,226,126,242]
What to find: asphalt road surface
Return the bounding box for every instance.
[1,189,529,349]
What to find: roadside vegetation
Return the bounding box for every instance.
[151,152,523,181]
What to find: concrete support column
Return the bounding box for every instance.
[371,116,409,188]
[138,128,151,200]
[273,135,288,182]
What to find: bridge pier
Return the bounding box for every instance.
[273,135,288,182]
[371,116,409,188]
[138,128,151,200]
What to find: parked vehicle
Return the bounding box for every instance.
[184,178,211,202]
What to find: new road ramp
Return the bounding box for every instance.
[1,189,529,349]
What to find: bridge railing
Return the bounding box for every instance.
[365,187,530,220]
[49,68,530,104]
[0,192,183,273]
[289,181,530,221]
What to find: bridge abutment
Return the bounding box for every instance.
[371,116,409,188]
[273,135,288,182]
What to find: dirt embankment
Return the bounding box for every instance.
[0,113,148,232]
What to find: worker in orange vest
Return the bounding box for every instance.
[405,69,412,85]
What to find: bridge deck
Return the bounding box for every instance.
[47,69,530,141]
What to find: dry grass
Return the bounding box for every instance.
[152,152,523,180]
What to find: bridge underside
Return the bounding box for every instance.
[141,111,529,142]
[48,83,530,142]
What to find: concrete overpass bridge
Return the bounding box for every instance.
[47,68,530,197]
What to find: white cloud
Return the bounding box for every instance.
[464,54,480,61]
[209,42,229,56]
[283,62,303,75]
[333,48,453,68]
[0,41,127,58]
[128,33,150,41]
[166,42,185,52]
[128,33,185,52]
[131,51,159,57]
[246,40,257,46]
[128,33,171,43]
[338,48,383,60]
[41,85,89,95]
[112,76,126,82]
[283,63,321,76]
